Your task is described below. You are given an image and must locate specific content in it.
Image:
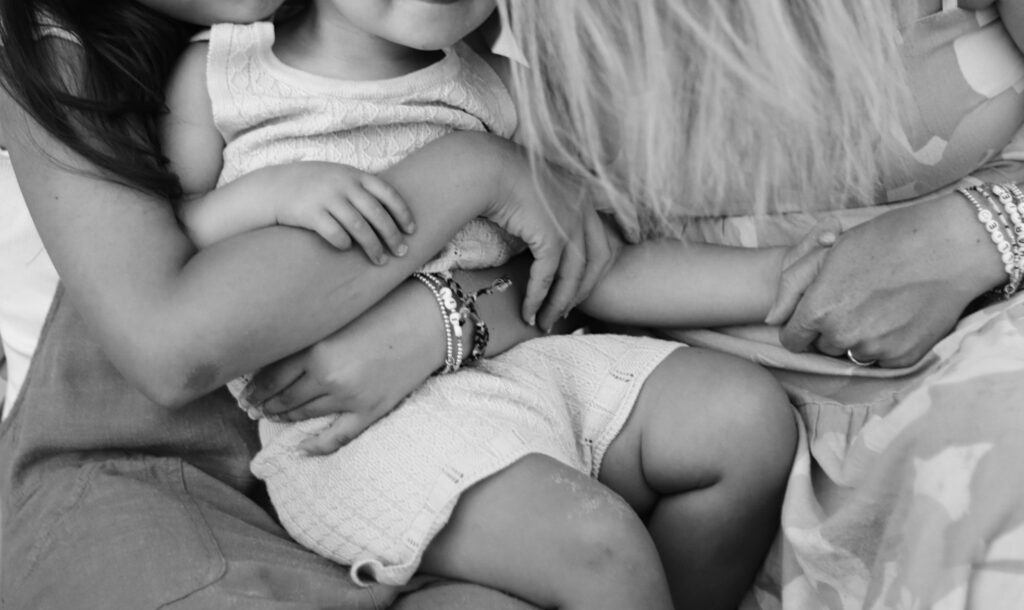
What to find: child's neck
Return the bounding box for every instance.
[273,5,445,81]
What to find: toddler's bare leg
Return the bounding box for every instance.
[419,454,673,610]
[600,347,797,609]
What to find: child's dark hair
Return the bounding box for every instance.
[0,0,197,199]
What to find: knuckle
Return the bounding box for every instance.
[829,329,858,348]
[533,273,555,289]
[778,272,799,291]
[276,387,297,408]
[348,217,369,233]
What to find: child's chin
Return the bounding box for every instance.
[405,38,461,52]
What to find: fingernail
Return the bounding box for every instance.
[405,222,416,233]
[395,244,408,257]
[239,383,255,401]
[527,314,536,327]
[376,255,389,265]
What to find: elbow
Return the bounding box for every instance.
[137,379,202,411]
[119,350,222,410]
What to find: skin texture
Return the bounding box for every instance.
[772,189,1012,368]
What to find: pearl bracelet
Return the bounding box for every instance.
[412,272,464,374]
[412,272,513,374]
[958,184,1024,299]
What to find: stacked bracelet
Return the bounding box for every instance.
[981,184,1024,297]
[446,275,513,364]
[412,272,513,374]
[413,272,464,374]
[957,183,1024,299]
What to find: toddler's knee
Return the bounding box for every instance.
[556,490,663,589]
[715,361,796,491]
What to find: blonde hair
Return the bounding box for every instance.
[509,0,910,238]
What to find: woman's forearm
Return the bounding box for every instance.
[10,81,518,406]
[161,134,521,403]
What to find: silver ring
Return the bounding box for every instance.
[846,349,877,367]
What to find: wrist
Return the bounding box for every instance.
[411,271,480,374]
[941,191,1015,298]
[405,278,450,372]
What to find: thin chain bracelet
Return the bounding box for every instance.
[412,272,463,374]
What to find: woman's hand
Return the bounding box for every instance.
[484,146,620,331]
[774,194,1007,367]
[242,256,558,454]
[244,279,445,454]
[764,218,841,325]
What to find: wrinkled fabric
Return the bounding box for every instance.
[662,296,1024,609]
[656,4,1024,607]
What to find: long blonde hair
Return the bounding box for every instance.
[509,0,910,238]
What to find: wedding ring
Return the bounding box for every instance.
[846,349,877,367]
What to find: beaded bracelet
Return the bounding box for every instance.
[412,272,513,374]
[999,183,1024,256]
[987,184,1024,297]
[412,272,464,374]
[957,184,1024,299]
[978,185,1016,250]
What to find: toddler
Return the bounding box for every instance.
[162,1,802,608]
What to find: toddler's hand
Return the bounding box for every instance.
[764,218,841,325]
[242,278,444,454]
[275,162,415,265]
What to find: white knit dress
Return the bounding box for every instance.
[206,22,682,586]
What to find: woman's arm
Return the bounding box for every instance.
[244,258,548,443]
[3,40,563,407]
[776,192,1007,367]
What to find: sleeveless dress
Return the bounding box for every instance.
[203,22,680,586]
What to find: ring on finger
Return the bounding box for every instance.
[846,349,877,367]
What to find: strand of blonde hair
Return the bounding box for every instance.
[508,0,910,238]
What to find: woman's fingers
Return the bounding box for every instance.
[522,244,562,326]
[574,210,619,308]
[271,394,350,422]
[783,217,840,269]
[536,238,586,332]
[777,297,824,354]
[245,354,306,408]
[298,411,377,455]
[765,248,829,326]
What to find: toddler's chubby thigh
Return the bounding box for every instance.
[252,360,582,585]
